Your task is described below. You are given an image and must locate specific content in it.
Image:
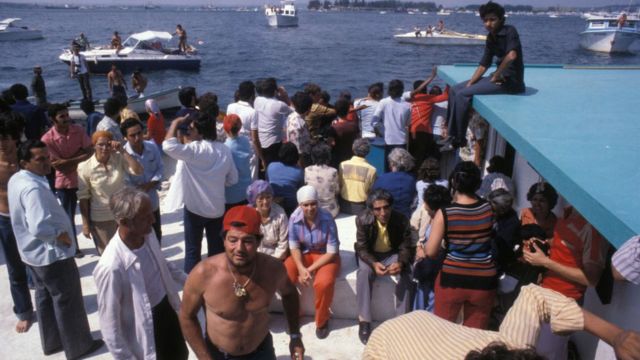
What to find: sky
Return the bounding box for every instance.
[2,0,629,8]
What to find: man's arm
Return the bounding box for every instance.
[583,310,640,360]
[425,209,445,259]
[179,264,213,360]
[275,262,304,360]
[410,66,438,98]
[108,73,114,94]
[466,65,488,87]
[250,129,265,169]
[524,242,603,287]
[491,50,518,83]
[23,188,70,245]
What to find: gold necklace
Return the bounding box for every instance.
[227,261,255,298]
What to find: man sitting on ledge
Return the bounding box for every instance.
[355,189,413,345]
[442,1,525,149]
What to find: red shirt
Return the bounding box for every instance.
[146,112,166,149]
[541,207,607,300]
[408,88,449,135]
[41,124,92,189]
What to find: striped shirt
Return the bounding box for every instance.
[441,200,496,290]
[612,235,640,285]
[363,284,584,360]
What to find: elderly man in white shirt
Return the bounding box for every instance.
[163,112,238,273]
[371,79,410,172]
[227,80,260,180]
[253,77,292,168]
[93,187,188,360]
[8,140,103,359]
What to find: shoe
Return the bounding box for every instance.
[436,136,452,146]
[43,345,63,356]
[439,143,455,152]
[75,250,85,259]
[358,321,371,345]
[315,322,330,339]
[70,339,104,360]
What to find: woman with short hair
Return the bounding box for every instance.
[520,181,558,239]
[246,180,289,260]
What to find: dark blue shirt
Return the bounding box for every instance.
[11,100,49,140]
[480,24,525,93]
[85,111,104,136]
[372,171,417,219]
[266,162,304,212]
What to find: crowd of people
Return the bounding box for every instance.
[0,1,639,359]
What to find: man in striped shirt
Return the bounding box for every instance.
[363,284,640,360]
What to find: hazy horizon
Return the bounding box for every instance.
[0,0,632,9]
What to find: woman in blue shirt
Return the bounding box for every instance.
[266,142,304,216]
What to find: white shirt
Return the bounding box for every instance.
[163,138,238,218]
[93,232,187,360]
[71,54,89,74]
[226,100,258,137]
[253,96,292,148]
[96,115,124,142]
[354,97,380,138]
[372,96,411,145]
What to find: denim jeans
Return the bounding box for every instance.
[183,207,223,273]
[56,188,79,250]
[0,214,34,320]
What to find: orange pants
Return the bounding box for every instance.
[284,253,340,327]
[434,273,496,329]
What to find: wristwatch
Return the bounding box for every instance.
[289,333,302,340]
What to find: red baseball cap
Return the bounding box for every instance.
[223,206,261,236]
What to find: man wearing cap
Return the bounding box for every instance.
[284,185,341,339]
[93,187,188,360]
[179,205,305,360]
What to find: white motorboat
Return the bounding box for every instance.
[437,9,452,16]
[0,18,43,41]
[580,15,640,53]
[265,1,299,27]
[68,87,182,120]
[395,29,486,46]
[59,30,200,73]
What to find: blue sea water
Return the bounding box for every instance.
[1,7,638,107]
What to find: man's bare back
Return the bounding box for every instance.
[196,253,285,355]
[108,70,125,87]
[0,158,18,214]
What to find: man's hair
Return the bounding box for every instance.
[487,188,513,214]
[413,80,427,94]
[109,186,151,223]
[291,92,312,115]
[352,138,370,158]
[255,78,266,96]
[335,99,350,118]
[479,1,506,20]
[368,82,384,98]
[192,112,217,141]
[278,142,299,166]
[80,98,95,114]
[526,181,558,209]
[320,91,331,104]
[9,83,28,101]
[304,83,322,97]
[388,147,415,172]
[310,142,331,166]
[197,92,219,118]
[366,188,394,209]
[388,79,404,98]
[178,86,197,107]
[449,161,482,195]
[237,81,255,102]
[17,139,46,164]
[417,157,440,181]
[103,97,122,118]
[0,112,25,141]
[423,185,452,212]
[120,118,144,137]
[429,85,443,95]
[47,103,68,119]
[465,342,544,360]
[262,78,277,97]
[487,155,508,174]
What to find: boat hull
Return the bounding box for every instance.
[0,29,43,41]
[60,52,200,73]
[395,31,485,46]
[68,87,182,120]
[267,14,298,27]
[580,29,640,53]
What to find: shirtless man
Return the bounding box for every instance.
[179,205,305,360]
[111,31,122,50]
[0,113,34,333]
[131,69,148,98]
[175,24,187,53]
[107,64,127,103]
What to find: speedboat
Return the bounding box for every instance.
[68,87,182,120]
[580,15,640,53]
[265,1,298,27]
[59,30,201,73]
[394,29,486,46]
[0,18,43,41]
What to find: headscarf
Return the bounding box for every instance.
[145,98,160,115]
[246,180,273,207]
[296,185,318,204]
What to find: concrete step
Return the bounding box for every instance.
[270,214,405,322]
